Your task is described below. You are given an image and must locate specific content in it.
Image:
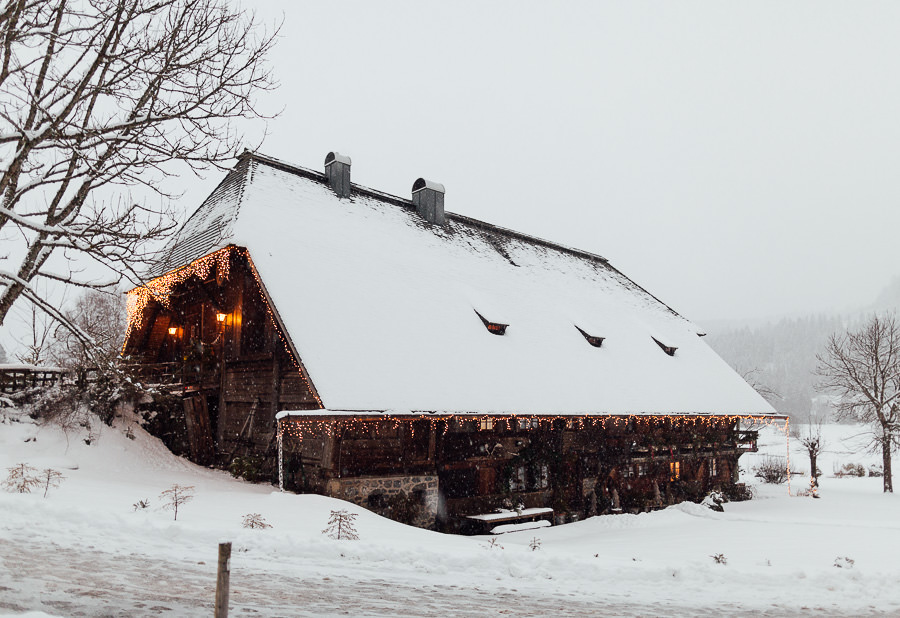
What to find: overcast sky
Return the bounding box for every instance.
[181,1,899,326]
[7,2,900,356]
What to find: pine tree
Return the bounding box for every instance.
[3,463,40,493]
[322,510,359,540]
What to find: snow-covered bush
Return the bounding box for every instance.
[868,464,884,478]
[701,490,727,512]
[529,537,542,551]
[132,498,150,511]
[3,463,40,493]
[710,553,727,565]
[834,556,855,569]
[242,513,272,529]
[833,462,866,478]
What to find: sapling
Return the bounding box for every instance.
[529,537,542,551]
[41,468,64,498]
[322,509,359,540]
[159,484,195,521]
[3,463,40,493]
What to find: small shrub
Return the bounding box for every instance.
[3,463,41,493]
[322,509,359,540]
[124,426,136,440]
[40,468,64,498]
[724,482,754,502]
[834,556,855,569]
[242,513,272,529]
[711,553,727,565]
[133,498,151,511]
[529,537,542,551]
[228,455,265,483]
[868,464,884,478]
[833,463,866,478]
[484,537,504,550]
[159,484,195,521]
[753,456,789,484]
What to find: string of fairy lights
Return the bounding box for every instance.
[125,245,322,407]
[276,413,788,441]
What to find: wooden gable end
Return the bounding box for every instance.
[125,246,323,463]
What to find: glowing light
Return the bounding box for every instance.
[168,327,178,336]
[216,313,227,323]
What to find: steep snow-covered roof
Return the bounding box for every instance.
[152,152,775,416]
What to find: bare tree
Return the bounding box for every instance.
[0,0,277,350]
[817,314,900,493]
[13,299,56,365]
[739,367,783,407]
[40,467,64,497]
[791,414,825,490]
[51,288,126,372]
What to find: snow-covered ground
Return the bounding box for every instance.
[1,410,898,617]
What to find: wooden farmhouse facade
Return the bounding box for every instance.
[124,151,781,532]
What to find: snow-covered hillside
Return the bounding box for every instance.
[2,410,899,617]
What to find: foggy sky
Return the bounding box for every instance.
[6,2,899,356]
[191,1,900,326]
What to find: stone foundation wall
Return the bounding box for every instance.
[327,475,439,529]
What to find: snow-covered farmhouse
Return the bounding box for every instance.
[124,151,780,532]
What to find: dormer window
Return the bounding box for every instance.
[575,325,604,348]
[652,336,677,356]
[475,310,507,336]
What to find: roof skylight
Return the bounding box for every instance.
[575,325,604,348]
[475,310,508,336]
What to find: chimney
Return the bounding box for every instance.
[411,178,446,225]
[324,152,351,198]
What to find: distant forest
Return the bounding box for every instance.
[705,315,847,421]
[704,276,900,421]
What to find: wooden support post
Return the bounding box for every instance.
[215,541,231,618]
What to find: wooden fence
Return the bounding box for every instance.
[0,364,66,394]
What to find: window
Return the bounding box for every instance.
[517,417,539,430]
[622,465,635,478]
[575,325,604,348]
[479,418,494,431]
[652,337,677,357]
[509,466,527,492]
[475,310,508,336]
[669,461,680,481]
[709,458,717,477]
[637,463,648,477]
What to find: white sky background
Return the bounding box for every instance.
[4,1,900,356]
[217,1,900,324]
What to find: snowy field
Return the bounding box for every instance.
[1,411,899,617]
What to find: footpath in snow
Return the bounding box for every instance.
[1,409,899,617]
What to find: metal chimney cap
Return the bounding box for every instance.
[325,152,352,167]
[412,178,445,194]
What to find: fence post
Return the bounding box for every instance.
[215,541,231,618]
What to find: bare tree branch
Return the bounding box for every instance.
[0,0,278,352]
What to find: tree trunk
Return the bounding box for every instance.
[882,437,893,493]
[809,452,818,487]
